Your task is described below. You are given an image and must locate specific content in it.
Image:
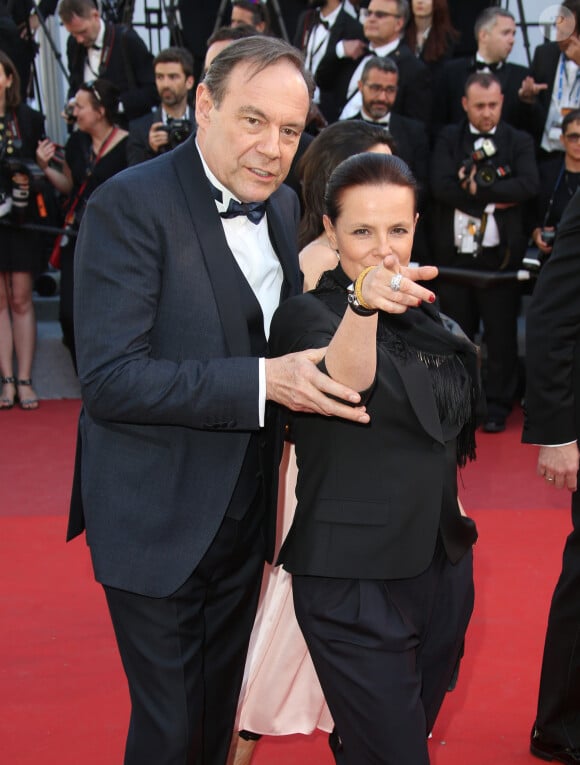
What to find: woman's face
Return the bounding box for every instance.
[72,89,104,133]
[323,183,417,281]
[412,0,433,18]
[0,63,13,105]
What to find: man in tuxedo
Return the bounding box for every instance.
[69,36,369,765]
[523,191,580,765]
[519,0,580,157]
[433,6,541,140]
[58,0,157,123]
[230,0,268,32]
[127,46,195,166]
[293,0,363,126]
[316,0,431,124]
[345,55,429,188]
[430,72,539,433]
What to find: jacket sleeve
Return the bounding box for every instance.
[523,191,580,444]
[117,28,158,120]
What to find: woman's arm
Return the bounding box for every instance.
[36,139,73,195]
[324,258,437,391]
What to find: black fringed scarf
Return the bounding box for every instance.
[314,265,480,467]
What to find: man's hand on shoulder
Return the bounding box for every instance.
[265,349,370,423]
[537,443,579,492]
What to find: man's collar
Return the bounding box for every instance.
[320,3,341,26]
[162,105,191,123]
[93,18,105,50]
[469,122,497,136]
[475,52,504,71]
[195,137,238,211]
[370,38,400,57]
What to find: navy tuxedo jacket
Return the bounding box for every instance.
[68,135,302,597]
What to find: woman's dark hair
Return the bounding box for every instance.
[77,78,121,124]
[297,121,395,249]
[404,0,459,64]
[0,51,21,110]
[324,153,418,223]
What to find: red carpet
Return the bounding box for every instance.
[0,401,571,764]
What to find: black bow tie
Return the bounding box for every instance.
[220,199,267,224]
[91,43,101,51]
[210,182,266,224]
[317,14,329,30]
[474,59,501,73]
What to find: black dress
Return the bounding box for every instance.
[0,103,46,273]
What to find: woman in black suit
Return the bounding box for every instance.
[269,153,479,764]
[0,51,45,410]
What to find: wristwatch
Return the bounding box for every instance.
[347,283,377,316]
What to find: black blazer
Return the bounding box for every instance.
[523,189,580,445]
[127,107,162,165]
[348,112,429,190]
[305,8,365,124]
[432,57,543,140]
[68,135,302,597]
[429,119,539,268]
[270,289,477,580]
[66,22,158,122]
[529,42,565,145]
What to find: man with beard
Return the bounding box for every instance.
[127,47,195,165]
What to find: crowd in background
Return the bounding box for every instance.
[0,0,578,433]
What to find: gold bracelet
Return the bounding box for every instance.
[354,266,375,310]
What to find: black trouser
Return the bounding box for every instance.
[293,541,474,765]
[104,507,266,765]
[59,241,76,371]
[437,251,520,420]
[536,488,580,748]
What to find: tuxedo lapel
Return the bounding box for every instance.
[266,192,302,300]
[170,138,251,356]
[390,354,444,444]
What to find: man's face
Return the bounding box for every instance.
[204,40,232,74]
[155,62,194,107]
[63,10,101,47]
[561,118,580,161]
[359,68,397,119]
[195,59,309,202]
[479,16,516,62]
[462,82,504,133]
[363,0,404,47]
[231,6,264,32]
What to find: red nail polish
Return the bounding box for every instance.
[428,295,435,303]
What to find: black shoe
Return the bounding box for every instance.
[483,417,506,433]
[530,725,580,763]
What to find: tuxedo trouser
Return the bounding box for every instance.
[536,488,580,747]
[104,503,266,765]
[437,257,520,420]
[293,541,474,765]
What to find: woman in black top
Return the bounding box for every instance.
[0,51,45,410]
[270,153,479,764]
[37,78,128,369]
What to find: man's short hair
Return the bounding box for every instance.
[206,23,257,48]
[361,56,399,81]
[232,0,267,26]
[154,47,194,79]
[58,0,98,22]
[562,108,580,133]
[474,7,515,40]
[202,35,314,106]
[391,0,410,27]
[464,71,502,95]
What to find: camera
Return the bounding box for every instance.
[460,138,511,188]
[155,118,193,151]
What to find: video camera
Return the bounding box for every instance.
[460,138,511,188]
[155,118,193,151]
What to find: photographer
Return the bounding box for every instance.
[0,51,47,411]
[36,78,128,369]
[430,72,539,433]
[127,47,194,166]
[529,109,580,264]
